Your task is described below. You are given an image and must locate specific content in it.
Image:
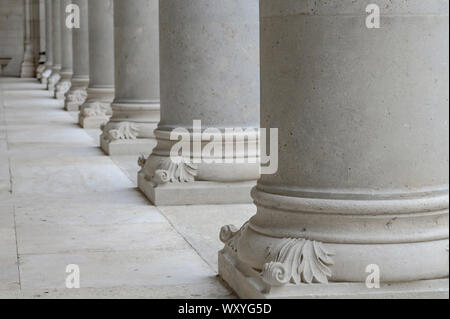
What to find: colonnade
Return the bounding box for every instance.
[19,0,449,298]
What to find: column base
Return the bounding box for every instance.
[65,101,83,112]
[218,249,449,299]
[20,62,35,78]
[78,87,114,129]
[100,135,157,156]
[64,79,89,111]
[138,171,255,206]
[78,114,110,129]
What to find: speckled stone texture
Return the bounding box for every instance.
[138,0,261,205]
[78,0,115,129]
[100,0,159,156]
[219,0,449,298]
[65,0,89,111]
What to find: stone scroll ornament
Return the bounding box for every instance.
[82,101,113,117]
[108,122,139,141]
[67,89,88,105]
[138,156,198,185]
[220,224,334,286]
[262,238,334,286]
[220,223,248,253]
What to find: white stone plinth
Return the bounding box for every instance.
[219,249,449,299]
[101,137,157,157]
[138,172,254,206]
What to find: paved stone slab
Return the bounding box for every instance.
[157,204,255,272]
[0,204,19,292]
[0,281,233,299]
[0,78,235,298]
[19,249,217,290]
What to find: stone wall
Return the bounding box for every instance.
[0,0,24,76]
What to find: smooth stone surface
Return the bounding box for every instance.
[219,0,449,295]
[0,282,233,299]
[138,171,255,206]
[19,249,217,290]
[0,78,237,298]
[100,137,156,156]
[158,204,256,272]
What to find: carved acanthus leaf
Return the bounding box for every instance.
[41,69,52,79]
[56,81,72,94]
[151,157,197,184]
[67,89,88,104]
[108,122,139,141]
[83,102,112,117]
[36,64,45,73]
[219,223,248,253]
[262,238,334,286]
[48,73,61,85]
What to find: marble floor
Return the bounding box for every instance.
[0,77,255,299]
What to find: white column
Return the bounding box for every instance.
[48,0,62,94]
[41,0,53,85]
[20,0,35,77]
[100,0,159,155]
[219,0,449,298]
[65,0,89,111]
[31,0,40,67]
[36,0,47,80]
[138,0,260,205]
[79,0,114,129]
[55,0,73,100]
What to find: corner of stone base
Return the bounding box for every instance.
[78,115,109,129]
[100,136,156,156]
[137,172,255,206]
[64,103,80,112]
[56,93,66,100]
[218,250,450,299]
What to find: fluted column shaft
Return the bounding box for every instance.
[65,0,89,111]
[48,0,62,93]
[100,0,159,155]
[139,0,260,205]
[55,0,74,99]
[219,0,449,298]
[79,0,115,129]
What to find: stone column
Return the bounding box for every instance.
[65,0,89,111]
[219,0,449,299]
[79,0,115,129]
[41,0,53,85]
[38,0,46,63]
[100,0,159,155]
[31,0,40,66]
[48,0,62,95]
[20,0,35,77]
[55,0,74,99]
[36,0,47,80]
[138,0,260,205]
